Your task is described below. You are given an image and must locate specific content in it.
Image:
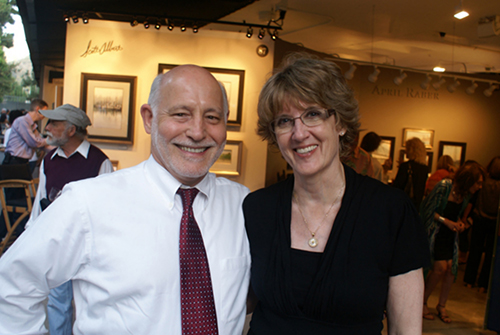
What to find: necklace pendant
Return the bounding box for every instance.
[308,237,318,248]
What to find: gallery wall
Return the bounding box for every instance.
[60,20,274,191]
[265,40,500,185]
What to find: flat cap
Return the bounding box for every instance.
[41,104,91,128]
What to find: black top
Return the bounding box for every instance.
[393,160,429,209]
[243,165,430,334]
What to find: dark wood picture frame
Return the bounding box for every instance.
[438,141,467,166]
[158,64,245,127]
[80,73,136,145]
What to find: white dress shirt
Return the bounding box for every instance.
[0,156,251,335]
[28,139,114,222]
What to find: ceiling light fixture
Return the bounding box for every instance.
[155,21,161,30]
[433,65,446,72]
[270,29,278,40]
[246,27,253,38]
[72,15,79,24]
[167,20,174,31]
[130,19,139,27]
[144,21,150,29]
[180,24,186,32]
[258,28,265,39]
[82,14,89,24]
[447,78,460,93]
[454,0,469,20]
[394,70,407,86]
[63,14,70,23]
[465,81,478,94]
[432,77,446,90]
[344,63,357,80]
[420,75,432,90]
[193,25,198,33]
[368,67,380,83]
[484,84,498,97]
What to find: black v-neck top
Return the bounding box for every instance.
[243,165,430,334]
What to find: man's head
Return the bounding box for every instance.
[41,104,91,147]
[30,99,48,122]
[141,65,229,186]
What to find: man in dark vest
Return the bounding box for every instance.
[27,104,113,335]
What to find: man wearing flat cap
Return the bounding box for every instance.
[28,104,113,335]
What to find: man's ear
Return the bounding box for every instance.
[67,124,76,137]
[140,104,153,134]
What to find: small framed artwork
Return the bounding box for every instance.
[110,160,119,171]
[399,149,434,170]
[80,73,136,145]
[438,141,466,166]
[158,64,245,127]
[209,140,243,176]
[402,128,434,149]
[372,136,395,170]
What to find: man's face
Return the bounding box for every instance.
[45,120,71,147]
[145,67,227,186]
[35,106,48,122]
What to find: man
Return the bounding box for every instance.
[341,130,374,177]
[2,99,49,165]
[0,65,251,335]
[27,104,113,335]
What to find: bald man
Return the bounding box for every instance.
[0,65,251,335]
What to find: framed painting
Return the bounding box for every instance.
[372,136,395,170]
[399,149,434,170]
[402,128,434,149]
[80,73,136,144]
[438,141,466,166]
[209,140,243,176]
[158,64,245,127]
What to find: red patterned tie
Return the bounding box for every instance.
[177,188,219,335]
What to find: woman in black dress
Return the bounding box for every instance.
[243,54,430,334]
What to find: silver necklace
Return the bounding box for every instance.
[293,178,345,248]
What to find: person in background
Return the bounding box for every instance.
[420,162,484,323]
[392,137,428,209]
[341,130,374,177]
[2,109,25,146]
[2,99,49,166]
[425,155,456,196]
[360,131,391,184]
[0,65,250,335]
[463,156,500,293]
[244,55,429,334]
[26,104,113,335]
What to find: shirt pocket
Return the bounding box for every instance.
[218,255,251,323]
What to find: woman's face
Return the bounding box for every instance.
[274,100,345,178]
[469,175,483,194]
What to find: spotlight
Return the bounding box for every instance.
[344,63,357,80]
[246,27,253,38]
[63,14,70,23]
[82,15,89,24]
[420,75,432,90]
[454,0,469,19]
[180,24,186,32]
[167,21,174,31]
[465,81,478,95]
[258,28,265,39]
[270,29,278,40]
[144,21,150,29]
[483,84,498,97]
[432,77,446,90]
[155,21,161,30]
[447,78,460,93]
[130,19,139,27]
[72,15,79,24]
[433,65,446,72]
[393,70,407,86]
[193,25,198,33]
[368,67,380,83]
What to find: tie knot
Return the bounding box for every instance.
[177,188,199,209]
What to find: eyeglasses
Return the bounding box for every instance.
[271,108,335,135]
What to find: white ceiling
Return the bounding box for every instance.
[219,0,500,74]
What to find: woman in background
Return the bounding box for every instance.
[360,131,391,184]
[425,155,456,196]
[463,156,500,292]
[392,137,428,209]
[244,55,429,334]
[420,162,484,323]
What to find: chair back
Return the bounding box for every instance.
[0,179,34,256]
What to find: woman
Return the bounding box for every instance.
[464,156,500,292]
[421,162,484,323]
[425,155,455,196]
[243,55,430,334]
[392,137,428,209]
[360,131,391,184]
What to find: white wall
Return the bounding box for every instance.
[63,20,274,191]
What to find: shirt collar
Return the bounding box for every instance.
[144,155,215,210]
[50,139,91,159]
